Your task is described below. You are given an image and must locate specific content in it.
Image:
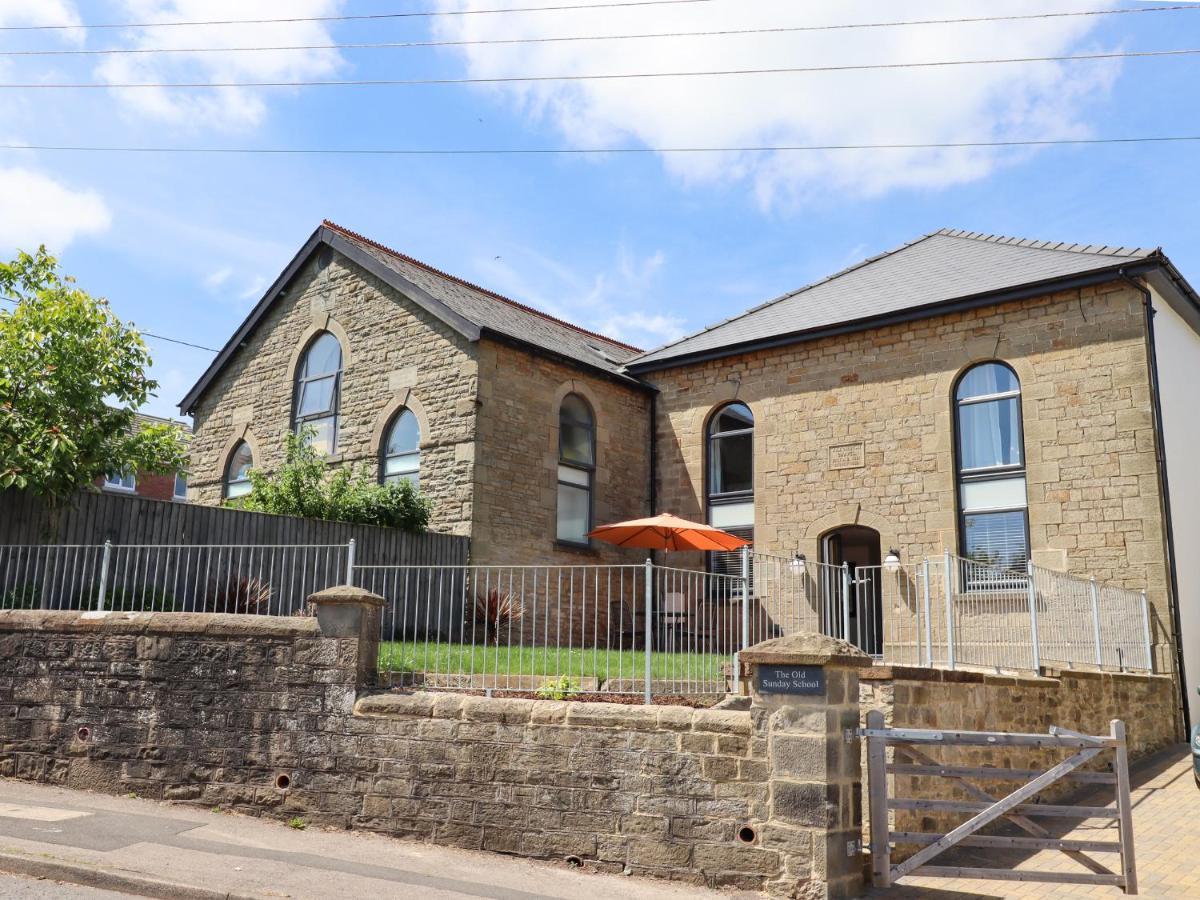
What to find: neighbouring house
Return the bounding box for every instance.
[180,222,1200,726]
[98,412,192,503]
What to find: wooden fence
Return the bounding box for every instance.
[0,488,469,568]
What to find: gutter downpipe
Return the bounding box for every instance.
[1120,267,1190,733]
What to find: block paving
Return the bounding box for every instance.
[867,746,1200,899]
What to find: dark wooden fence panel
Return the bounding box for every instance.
[0,489,469,566]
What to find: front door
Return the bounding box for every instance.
[821,525,883,654]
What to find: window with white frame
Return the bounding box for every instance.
[103,471,136,493]
[173,472,188,502]
[293,331,343,455]
[224,441,254,500]
[557,394,594,545]
[954,361,1029,573]
[706,402,754,574]
[381,407,420,489]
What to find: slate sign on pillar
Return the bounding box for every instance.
[754,664,825,696]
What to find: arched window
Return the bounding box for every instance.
[707,402,754,572]
[954,361,1029,571]
[293,331,342,455]
[224,441,254,499]
[557,394,595,545]
[381,408,420,489]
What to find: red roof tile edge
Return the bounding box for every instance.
[322,220,642,355]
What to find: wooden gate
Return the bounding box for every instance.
[861,710,1138,893]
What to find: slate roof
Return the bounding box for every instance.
[324,222,642,373]
[628,229,1163,370]
[180,222,644,412]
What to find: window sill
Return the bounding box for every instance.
[101,486,136,494]
[554,540,597,555]
[323,453,344,465]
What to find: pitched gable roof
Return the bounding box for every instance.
[628,229,1167,371]
[180,222,645,413]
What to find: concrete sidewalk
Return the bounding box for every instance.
[0,779,736,900]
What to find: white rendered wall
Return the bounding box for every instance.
[1150,287,1200,728]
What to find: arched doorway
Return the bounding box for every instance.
[821,525,883,655]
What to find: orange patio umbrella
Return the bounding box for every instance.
[587,513,750,553]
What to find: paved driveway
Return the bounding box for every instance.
[867,746,1200,899]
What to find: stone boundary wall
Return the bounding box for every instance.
[859,664,1178,842]
[0,610,781,892]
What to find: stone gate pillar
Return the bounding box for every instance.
[742,633,871,900]
[309,585,386,687]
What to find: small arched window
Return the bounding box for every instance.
[954,361,1029,572]
[557,394,595,545]
[381,408,421,489]
[706,402,754,572]
[293,331,342,454]
[224,441,254,499]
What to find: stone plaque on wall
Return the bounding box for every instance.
[754,664,825,696]
[829,441,866,470]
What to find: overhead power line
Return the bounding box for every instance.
[0,295,220,352]
[4,135,1199,155]
[0,0,716,31]
[5,5,1197,57]
[5,46,1198,88]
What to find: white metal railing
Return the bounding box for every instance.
[0,543,1155,693]
[750,550,1153,676]
[0,542,350,615]
[354,560,748,700]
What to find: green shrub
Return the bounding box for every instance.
[535,675,578,701]
[232,429,431,532]
[1,584,39,609]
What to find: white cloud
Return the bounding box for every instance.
[433,0,1123,207]
[467,241,680,350]
[0,167,111,253]
[0,0,81,33]
[95,1,346,130]
[203,266,233,289]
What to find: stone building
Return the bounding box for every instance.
[181,224,1200,725]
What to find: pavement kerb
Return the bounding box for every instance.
[0,846,259,900]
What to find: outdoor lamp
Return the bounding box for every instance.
[790,552,806,574]
[884,548,902,572]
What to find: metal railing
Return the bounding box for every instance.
[0,542,350,615]
[355,560,748,700]
[0,542,1155,696]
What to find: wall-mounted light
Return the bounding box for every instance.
[884,548,902,572]
[790,552,806,575]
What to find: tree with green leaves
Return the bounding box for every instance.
[235,428,431,532]
[0,248,189,503]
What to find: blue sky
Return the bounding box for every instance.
[2,0,1199,420]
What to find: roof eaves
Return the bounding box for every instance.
[179,224,328,414]
[628,258,1161,374]
[178,225,487,415]
[322,220,642,355]
[631,230,944,364]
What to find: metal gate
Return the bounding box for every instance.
[861,711,1138,893]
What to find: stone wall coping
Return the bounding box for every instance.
[0,609,319,638]
[308,585,386,608]
[355,691,753,735]
[740,632,872,667]
[861,662,1171,686]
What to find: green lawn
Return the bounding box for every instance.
[379,640,729,683]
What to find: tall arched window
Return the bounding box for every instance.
[293,331,342,455]
[707,402,754,572]
[381,408,420,489]
[557,394,594,545]
[224,441,254,500]
[955,361,1029,571]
